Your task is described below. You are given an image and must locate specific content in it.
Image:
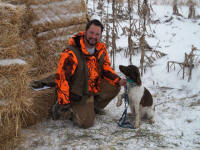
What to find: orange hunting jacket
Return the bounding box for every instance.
[55,32,120,104]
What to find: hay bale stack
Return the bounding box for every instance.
[0,60,56,148]
[0,3,37,61]
[0,59,31,149]
[28,0,87,76]
[0,0,88,75]
[0,59,29,100]
[0,1,88,148]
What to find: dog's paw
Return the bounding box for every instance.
[116,94,124,107]
[134,122,140,129]
[127,112,134,117]
[116,98,122,107]
[149,118,154,124]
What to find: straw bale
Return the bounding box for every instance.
[0,74,55,148]
[0,45,18,59]
[0,96,33,149]
[0,3,24,24]
[0,60,31,149]
[0,61,29,100]
[22,87,56,126]
[0,104,22,148]
[0,3,25,48]
[0,22,20,48]
[30,0,87,33]
[0,3,36,61]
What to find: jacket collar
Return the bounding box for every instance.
[126,77,137,88]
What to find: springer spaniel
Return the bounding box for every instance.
[116,65,154,128]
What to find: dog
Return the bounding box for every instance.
[116,65,154,128]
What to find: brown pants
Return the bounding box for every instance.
[31,74,120,128]
[71,79,120,128]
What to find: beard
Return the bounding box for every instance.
[85,35,98,47]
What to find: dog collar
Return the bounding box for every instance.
[126,78,137,87]
[126,78,134,83]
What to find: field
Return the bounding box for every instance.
[14,1,200,150]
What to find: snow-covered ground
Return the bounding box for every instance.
[15,2,200,150]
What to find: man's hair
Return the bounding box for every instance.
[85,19,104,33]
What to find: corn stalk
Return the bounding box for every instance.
[111,0,117,69]
[167,45,200,82]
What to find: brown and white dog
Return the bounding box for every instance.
[116,65,154,128]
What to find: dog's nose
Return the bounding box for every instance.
[119,65,124,69]
[119,65,126,71]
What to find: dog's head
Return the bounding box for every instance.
[119,65,141,86]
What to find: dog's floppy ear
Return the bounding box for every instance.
[129,65,142,86]
[136,75,141,86]
[135,68,141,86]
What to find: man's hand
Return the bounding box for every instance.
[119,79,127,86]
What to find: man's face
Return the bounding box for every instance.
[85,24,102,47]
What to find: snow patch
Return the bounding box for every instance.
[0,59,26,66]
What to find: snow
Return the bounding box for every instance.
[32,86,51,91]
[5,1,200,150]
[0,99,10,106]
[0,59,26,66]
[0,2,17,8]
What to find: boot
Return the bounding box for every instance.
[51,101,71,120]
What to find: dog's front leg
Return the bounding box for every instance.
[116,93,124,107]
[134,104,142,128]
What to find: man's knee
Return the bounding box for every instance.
[99,80,121,99]
[94,82,121,111]
[72,111,95,128]
[71,96,95,128]
[113,85,121,97]
[80,117,95,129]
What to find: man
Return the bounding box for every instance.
[54,19,126,128]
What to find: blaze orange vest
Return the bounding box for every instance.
[63,45,104,103]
